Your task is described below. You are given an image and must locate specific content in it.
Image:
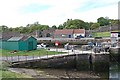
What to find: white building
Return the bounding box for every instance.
[73,29,85,38]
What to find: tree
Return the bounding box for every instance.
[62,19,87,29]
[0,25,8,32]
[88,22,94,30]
[90,23,100,30]
[8,27,13,31]
[97,17,109,26]
[65,25,77,29]
[41,25,49,30]
[84,22,90,30]
[109,19,118,25]
[58,24,64,29]
[28,22,49,32]
[52,25,57,29]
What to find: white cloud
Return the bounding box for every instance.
[0,0,119,27]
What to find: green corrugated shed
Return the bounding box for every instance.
[0,36,37,51]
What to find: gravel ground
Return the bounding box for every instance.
[8,68,100,79]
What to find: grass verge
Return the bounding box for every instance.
[0,49,64,57]
[1,61,32,78]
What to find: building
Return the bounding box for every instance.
[111,31,120,37]
[30,29,55,38]
[54,29,85,38]
[0,32,37,51]
[42,29,55,37]
[54,29,74,38]
[73,29,85,38]
[0,32,20,40]
[110,31,120,44]
[30,30,43,38]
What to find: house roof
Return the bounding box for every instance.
[0,32,20,40]
[54,29,74,35]
[42,29,55,34]
[54,29,85,35]
[73,29,85,34]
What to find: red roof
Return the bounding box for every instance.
[54,29,74,34]
[73,29,85,34]
[54,29,85,35]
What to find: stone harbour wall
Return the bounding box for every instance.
[11,54,109,72]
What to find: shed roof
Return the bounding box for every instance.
[7,36,36,41]
[7,37,23,41]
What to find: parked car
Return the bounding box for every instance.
[64,43,78,50]
[64,43,71,50]
[75,35,84,39]
[37,43,49,49]
[88,34,92,38]
[88,42,94,48]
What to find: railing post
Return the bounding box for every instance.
[46,51,48,58]
[74,49,75,55]
[68,50,69,55]
[18,55,19,61]
[11,56,13,62]
[39,52,40,59]
[26,55,27,61]
[33,54,34,60]
[6,56,8,61]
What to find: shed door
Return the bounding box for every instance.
[28,41,33,50]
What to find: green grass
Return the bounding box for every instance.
[92,30,120,37]
[92,32,110,37]
[2,70,32,78]
[0,49,64,57]
[0,61,32,78]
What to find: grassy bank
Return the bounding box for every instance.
[92,30,120,37]
[2,70,32,78]
[1,61,32,78]
[0,49,64,57]
[92,32,110,37]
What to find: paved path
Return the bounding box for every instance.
[0,48,109,62]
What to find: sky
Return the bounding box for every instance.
[0,0,119,28]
